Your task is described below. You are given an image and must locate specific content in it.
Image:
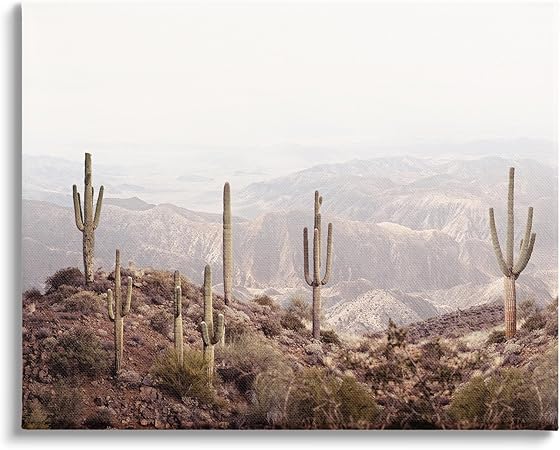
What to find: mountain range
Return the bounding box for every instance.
[22,154,557,333]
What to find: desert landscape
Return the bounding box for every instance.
[21,149,558,429]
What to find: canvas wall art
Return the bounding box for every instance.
[21,1,558,430]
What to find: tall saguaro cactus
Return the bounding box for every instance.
[489,167,536,339]
[107,249,133,375]
[199,265,224,381]
[72,152,104,284]
[173,270,184,365]
[303,190,333,339]
[223,182,233,305]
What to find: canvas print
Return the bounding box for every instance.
[22,2,558,430]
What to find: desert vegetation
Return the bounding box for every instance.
[20,156,557,429]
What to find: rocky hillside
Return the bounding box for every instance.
[22,267,558,430]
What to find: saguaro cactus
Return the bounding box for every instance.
[223,182,233,305]
[107,249,132,375]
[199,265,224,381]
[489,167,536,339]
[72,152,104,284]
[303,190,333,339]
[173,270,184,365]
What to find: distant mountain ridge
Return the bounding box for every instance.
[22,154,557,334]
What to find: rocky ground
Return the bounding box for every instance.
[21,267,558,430]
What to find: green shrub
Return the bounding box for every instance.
[22,398,49,429]
[217,333,288,378]
[224,316,252,343]
[150,312,172,336]
[545,299,558,337]
[519,299,538,320]
[260,315,282,337]
[485,330,506,345]
[44,382,84,429]
[320,329,341,345]
[286,296,309,318]
[522,312,546,332]
[45,267,84,292]
[63,291,103,314]
[253,295,277,308]
[280,310,305,332]
[84,408,114,429]
[150,349,213,403]
[449,368,541,429]
[249,368,380,429]
[48,327,110,378]
[23,288,42,300]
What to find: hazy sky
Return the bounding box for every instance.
[23,1,557,169]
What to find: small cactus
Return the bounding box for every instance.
[223,182,233,305]
[199,265,224,381]
[107,249,132,375]
[489,167,536,339]
[303,190,333,339]
[173,270,184,365]
[72,152,104,284]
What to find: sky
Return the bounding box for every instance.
[22,1,558,179]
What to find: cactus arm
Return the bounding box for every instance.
[93,185,104,229]
[107,289,115,321]
[506,167,515,268]
[212,314,225,345]
[321,223,333,285]
[519,207,533,251]
[200,322,210,346]
[513,233,536,275]
[303,228,313,286]
[489,208,510,276]
[122,276,132,316]
[72,185,85,231]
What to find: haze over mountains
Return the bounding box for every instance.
[22,146,557,334]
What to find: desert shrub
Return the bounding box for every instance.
[286,369,379,428]
[260,315,282,337]
[22,398,49,429]
[253,294,277,308]
[84,408,114,429]
[249,368,380,429]
[527,345,558,429]
[281,297,309,331]
[545,299,558,337]
[280,310,305,332]
[218,333,287,375]
[519,299,538,319]
[344,321,483,429]
[150,312,172,335]
[150,349,213,403]
[63,290,103,314]
[23,288,42,300]
[320,329,341,345]
[141,270,175,304]
[449,368,541,429]
[217,333,289,393]
[247,369,294,427]
[45,284,82,304]
[90,277,113,294]
[521,311,546,332]
[224,317,253,343]
[44,382,84,429]
[45,267,84,292]
[48,327,110,378]
[485,330,506,345]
